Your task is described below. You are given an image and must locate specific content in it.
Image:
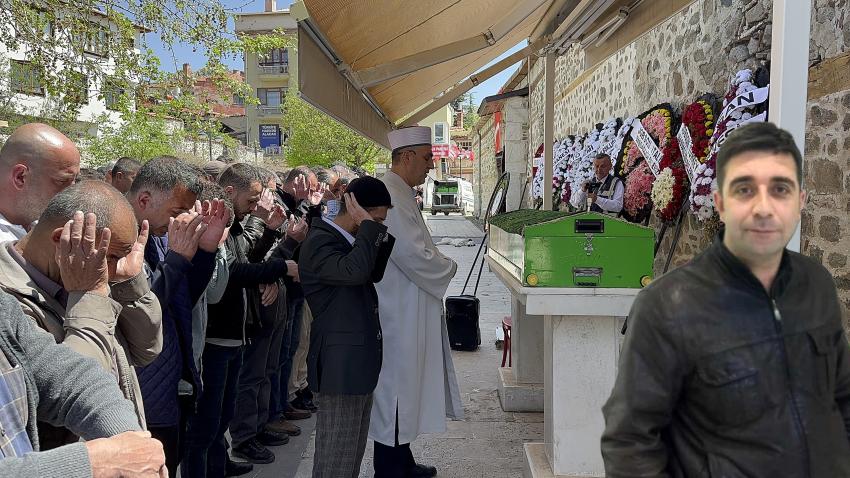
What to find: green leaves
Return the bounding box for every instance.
[280,88,386,172]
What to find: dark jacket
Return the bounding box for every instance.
[137,236,215,427]
[207,216,288,342]
[299,218,394,395]
[601,237,850,478]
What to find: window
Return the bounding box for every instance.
[103,79,126,111]
[25,7,54,39]
[259,48,289,65]
[257,87,286,107]
[233,94,245,106]
[72,22,109,57]
[10,60,44,96]
[434,122,447,144]
[66,72,89,105]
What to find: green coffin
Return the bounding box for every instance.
[488,210,654,289]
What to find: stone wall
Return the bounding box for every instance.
[526,0,850,315]
[472,116,497,218]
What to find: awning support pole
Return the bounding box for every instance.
[768,0,811,253]
[543,53,555,211]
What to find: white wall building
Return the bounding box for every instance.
[0,8,148,136]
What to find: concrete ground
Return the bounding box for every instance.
[243,214,542,478]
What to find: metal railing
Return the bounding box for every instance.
[258,63,289,75]
[257,105,283,116]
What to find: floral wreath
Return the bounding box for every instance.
[680,96,717,165]
[650,138,688,222]
[620,104,676,221]
[689,69,769,221]
[618,104,675,178]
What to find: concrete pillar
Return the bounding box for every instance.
[769,0,811,253]
[542,54,555,211]
[503,96,529,212]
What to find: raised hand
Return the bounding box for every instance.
[263,204,285,231]
[113,220,150,283]
[343,192,373,225]
[56,211,111,297]
[285,214,308,243]
[292,174,309,200]
[253,189,275,222]
[167,210,206,261]
[308,182,328,206]
[199,199,231,253]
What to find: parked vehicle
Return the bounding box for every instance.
[431,178,473,216]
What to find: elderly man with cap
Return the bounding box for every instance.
[0,123,80,242]
[369,126,463,478]
[299,177,395,478]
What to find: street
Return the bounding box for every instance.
[245,214,542,478]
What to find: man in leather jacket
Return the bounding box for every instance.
[602,122,850,477]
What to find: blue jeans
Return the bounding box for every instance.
[181,344,244,478]
[270,296,304,416]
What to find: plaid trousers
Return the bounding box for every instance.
[313,392,373,478]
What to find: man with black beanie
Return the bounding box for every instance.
[298,177,395,477]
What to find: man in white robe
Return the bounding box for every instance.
[370,126,464,478]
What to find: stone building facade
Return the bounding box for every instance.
[519,0,850,322]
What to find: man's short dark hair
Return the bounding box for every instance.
[218,163,261,190]
[38,180,136,230]
[128,156,204,196]
[314,167,335,184]
[112,157,142,177]
[716,122,803,192]
[284,166,313,185]
[257,167,277,185]
[594,153,611,162]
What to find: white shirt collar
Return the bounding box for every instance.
[0,211,28,242]
[322,217,355,245]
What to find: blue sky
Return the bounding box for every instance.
[141,0,525,110]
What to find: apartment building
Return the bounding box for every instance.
[235,0,296,160]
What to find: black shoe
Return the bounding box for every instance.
[258,429,290,446]
[408,463,438,478]
[232,438,275,464]
[291,395,318,413]
[225,459,253,477]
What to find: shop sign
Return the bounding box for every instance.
[259,124,281,148]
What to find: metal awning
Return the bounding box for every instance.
[292,0,565,147]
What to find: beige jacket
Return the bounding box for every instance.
[0,242,162,430]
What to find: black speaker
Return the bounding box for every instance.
[446,295,481,351]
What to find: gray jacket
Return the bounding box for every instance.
[0,290,141,477]
[0,242,161,430]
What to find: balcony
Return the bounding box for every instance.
[257,63,289,78]
[257,105,283,117]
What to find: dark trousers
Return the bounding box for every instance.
[150,425,182,476]
[373,409,416,478]
[231,299,286,447]
[313,393,373,478]
[182,344,244,478]
[271,296,304,416]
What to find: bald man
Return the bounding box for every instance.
[0,180,162,448]
[0,123,81,242]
